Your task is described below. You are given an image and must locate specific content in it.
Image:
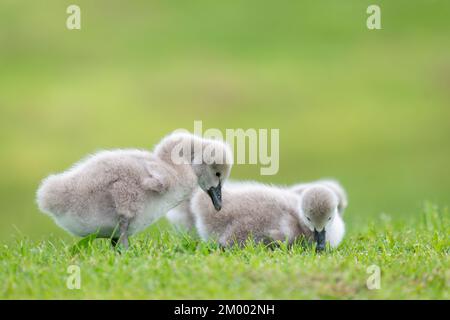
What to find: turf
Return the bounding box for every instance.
[1,204,448,299]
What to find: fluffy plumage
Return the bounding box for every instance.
[36,132,233,248]
[166,180,248,231]
[297,184,345,250]
[291,179,348,216]
[166,199,195,231]
[192,183,308,247]
[192,181,346,249]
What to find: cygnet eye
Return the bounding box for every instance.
[216,172,221,177]
[306,217,311,222]
[328,217,332,221]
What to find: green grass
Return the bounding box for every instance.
[1,204,448,299]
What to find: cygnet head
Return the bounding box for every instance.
[155,132,233,211]
[299,185,339,251]
[191,138,233,211]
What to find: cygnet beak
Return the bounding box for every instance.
[207,181,222,211]
[314,228,326,252]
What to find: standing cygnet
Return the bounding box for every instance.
[297,185,345,251]
[36,132,233,248]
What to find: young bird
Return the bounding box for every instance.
[36,132,233,248]
[192,182,345,250]
[167,179,347,231]
[296,184,345,250]
[192,183,307,247]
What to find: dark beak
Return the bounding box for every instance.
[207,181,222,211]
[314,229,326,252]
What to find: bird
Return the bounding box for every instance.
[191,181,346,250]
[296,184,346,250]
[36,131,233,249]
[191,182,307,247]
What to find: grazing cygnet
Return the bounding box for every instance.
[291,179,348,216]
[36,132,233,248]
[297,185,345,251]
[192,182,345,250]
[166,180,347,231]
[192,183,311,247]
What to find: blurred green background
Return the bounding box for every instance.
[1,0,449,242]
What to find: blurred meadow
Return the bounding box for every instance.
[1,0,449,243]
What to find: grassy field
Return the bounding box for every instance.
[1,205,448,299]
[1,1,449,299]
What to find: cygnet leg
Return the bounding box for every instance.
[118,216,130,249]
[111,237,119,248]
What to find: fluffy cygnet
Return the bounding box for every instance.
[297,184,345,250]
[36,132,233,248]
[168,179,347,232]
[192,182,345,250]
[191,183,306,247]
